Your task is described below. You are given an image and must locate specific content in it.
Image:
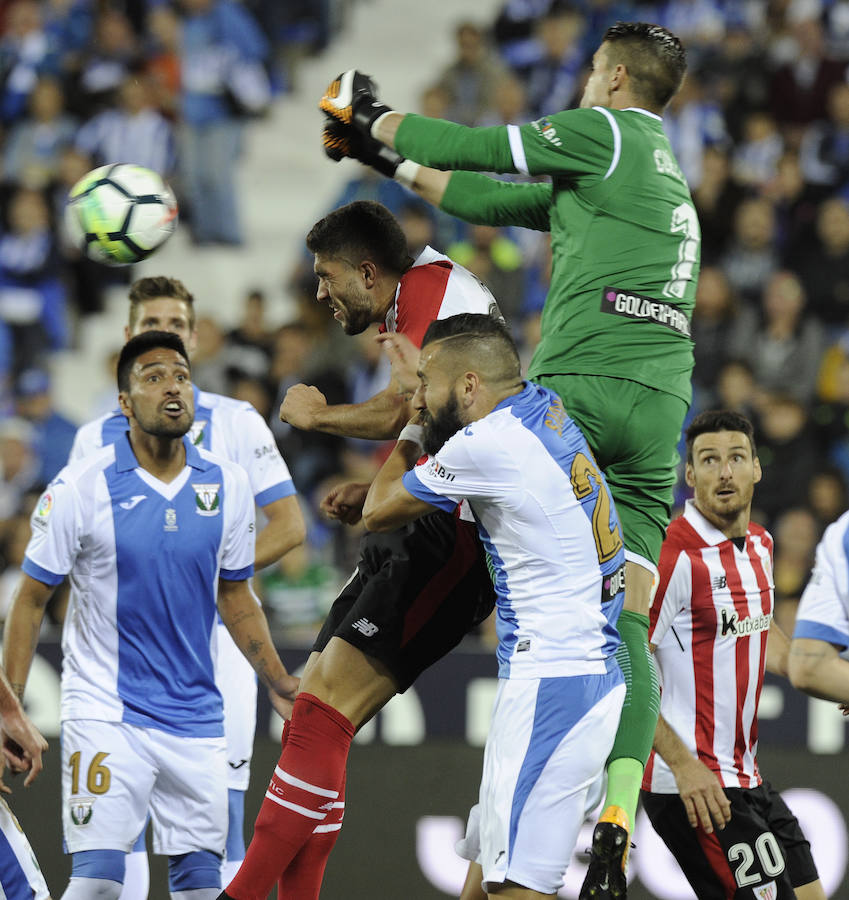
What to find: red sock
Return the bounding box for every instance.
[279,769,346,899]
[225,694,354,900]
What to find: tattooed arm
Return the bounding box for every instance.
[217,578,299,719]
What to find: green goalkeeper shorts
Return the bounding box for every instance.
[535,374,688,567]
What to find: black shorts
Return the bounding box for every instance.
[642,781,819,899]
[313,511,495,692]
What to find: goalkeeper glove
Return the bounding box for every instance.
[322,119,420,188]
[322,118,403,177]
[319,70,394,136]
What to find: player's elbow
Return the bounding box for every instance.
[361,502,395,533]
[788,647,823,694]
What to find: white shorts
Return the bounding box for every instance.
[62,719,228,856]
[479,670,624,895]
[0,796,50,899]
[215,622,258,792]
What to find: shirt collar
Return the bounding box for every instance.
[114,431,210,473]
[491,381,534,413]
[683,498,740,546]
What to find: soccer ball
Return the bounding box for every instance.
[64,164,178,266]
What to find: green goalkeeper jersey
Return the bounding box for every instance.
[395,107,699,404]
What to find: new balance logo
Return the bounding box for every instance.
[119,495,147,510]
[712,574,727,590]
[352,618,378,636]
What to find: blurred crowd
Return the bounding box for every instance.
[4,0,849,640]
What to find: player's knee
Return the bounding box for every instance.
[66,850,126,899]
[168,849,222,893]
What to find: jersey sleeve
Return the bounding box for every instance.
[219,463,256,581]
[68,421,102,463]
[441,172,552,232]
[228,406,296,507]
[22,474,83,585]
[794,525,849,650]
[402,424,509,511]
[514,107,617,179]
[395,262,452,347]
[395,114,516,173]
[649,544,692,648]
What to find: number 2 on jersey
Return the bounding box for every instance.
[663,201,700,300]
[570,452,623,563]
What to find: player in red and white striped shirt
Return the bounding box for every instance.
[641,410,824,900]
[223,201,500,900]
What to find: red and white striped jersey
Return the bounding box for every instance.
[383,245,501,347]
[642,500,775,793]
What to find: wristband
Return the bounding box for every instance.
[394,159,421,189]
[370,110,395,140]
[397,423,424,448]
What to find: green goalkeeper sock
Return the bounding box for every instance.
[601,609,661,830]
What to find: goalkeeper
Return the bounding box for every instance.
[321,21,697,900]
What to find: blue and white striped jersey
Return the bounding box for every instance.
[794,509,849,658]
[69,384,295,508]
[403,381,625,679]
[23,434,255,738]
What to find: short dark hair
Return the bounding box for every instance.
[128,275,195,330]
[603,21,686,109]
[117,330,190,392]
[421,313,521,383]
[305,201,413,274]
[685,409,756,463]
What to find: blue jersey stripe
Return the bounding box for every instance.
[255,481,296,506]
[402,470,457,513]
[793,619,849,651]
[508,668,623,861]
[220,564,253,581]
[0,824,34,899]
[106,452,226,737]
[22,556,65,586]
[475,519,516,677]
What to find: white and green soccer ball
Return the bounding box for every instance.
[64,163,178,266]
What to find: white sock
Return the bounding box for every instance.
[118,851,149,900]
[170,891,221,900]
[220,859,243,887]
[62,878,123,900]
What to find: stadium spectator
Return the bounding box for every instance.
[433,21,507,127]
[730,110,784,189]
[663,68,729,189]
[0,0,59,125]
[727,270,826,404]
[799,81,849,196]
[690,146,743,262]
[0,186,68,376]
[690,266,741,408]
[753,393,821,528]
[787,195,849,327]
[72,7,141,118]
[769,7,849,144]
[74,71,176,175]
[179,0,271,246]
[12,367,76,486]
[3,75,76,187]
[719,196,781,303]
[508,0,586,119]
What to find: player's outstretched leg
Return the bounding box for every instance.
[222,693,354,900]
[580,564,660,900]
